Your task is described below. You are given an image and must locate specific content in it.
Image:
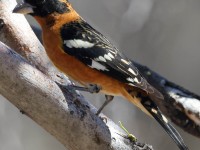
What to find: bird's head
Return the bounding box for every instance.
[13,0,71,16]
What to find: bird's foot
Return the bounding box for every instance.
[96,95,114,115]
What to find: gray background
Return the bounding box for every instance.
[0,0,200,149]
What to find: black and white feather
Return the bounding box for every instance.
[60,19,161,98]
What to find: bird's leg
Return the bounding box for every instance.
[71,84,102,93]
[70,84,113,115]
[96,95,114,115]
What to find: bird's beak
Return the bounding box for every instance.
[13,2,34,14]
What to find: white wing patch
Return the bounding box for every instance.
[90,60,109,71]
[95,52,114,63]
[96,56,106,62]
[127,77,140,84]
[127,77,135,83]
[64,39,94,48]
[133,77,140,83]
[108,53,115,59]
[104,54,112,61]
[104,52,115,61]
[82,33,86,38]
[121,59,131,65]
[128,68,137,76]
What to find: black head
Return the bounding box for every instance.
[13,0,70,16]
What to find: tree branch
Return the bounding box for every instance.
[0,42,153,150]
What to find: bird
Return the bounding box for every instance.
[13,0,188,149]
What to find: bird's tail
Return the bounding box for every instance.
[122,86,188,150]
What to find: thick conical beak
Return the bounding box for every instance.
[13,2,34,14]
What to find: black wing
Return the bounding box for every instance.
[60,19,161,98]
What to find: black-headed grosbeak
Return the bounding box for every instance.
[13,0,188,149]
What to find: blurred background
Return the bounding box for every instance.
[0,0,200,149]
